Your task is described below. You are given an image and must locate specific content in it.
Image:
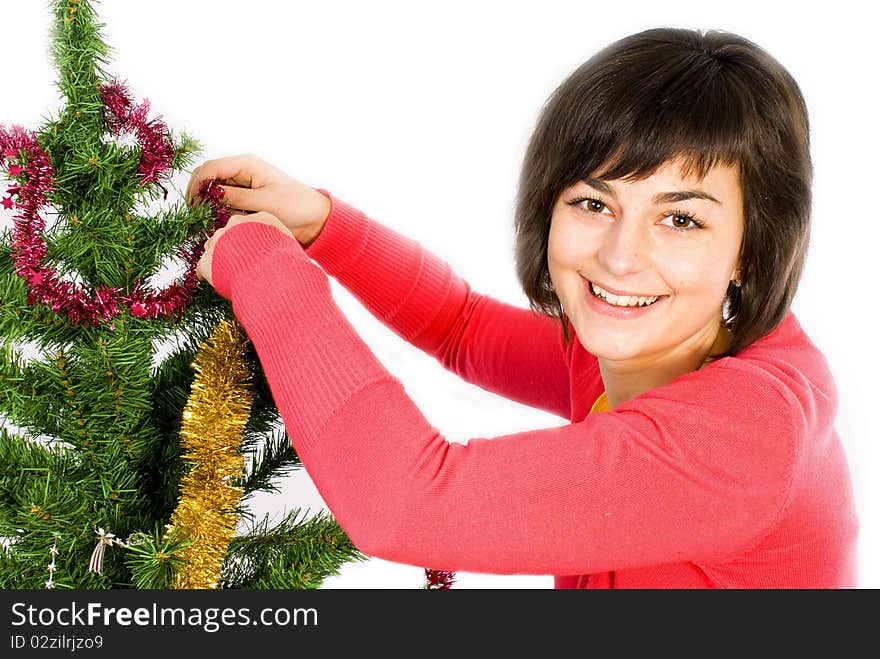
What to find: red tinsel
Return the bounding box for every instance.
[99,80,175,186]
[424,568,456,589]
[0,81,229,326]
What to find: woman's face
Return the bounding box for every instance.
[548,158,744,365]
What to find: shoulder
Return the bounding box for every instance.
[613,312,836,469]
[700,311,837,431]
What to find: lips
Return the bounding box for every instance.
[589,281,660,308]
[582,277,668,317]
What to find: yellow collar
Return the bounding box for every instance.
[590,391,609,414]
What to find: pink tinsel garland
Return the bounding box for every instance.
[0,82,229,326]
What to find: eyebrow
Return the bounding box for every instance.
[581,177,722,205]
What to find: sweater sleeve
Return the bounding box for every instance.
[212,222,799,577]
[303,190,571,419]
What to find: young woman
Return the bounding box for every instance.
[189,27,858,588]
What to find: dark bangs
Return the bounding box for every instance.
[555,38,749,187]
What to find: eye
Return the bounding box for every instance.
[568,195,610,214]
[659,210,705,232]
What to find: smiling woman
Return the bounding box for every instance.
[547,160,745,406]
[187,25,859,589]
[516,29,811,364]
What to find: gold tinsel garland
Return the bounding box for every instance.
[167,318,253,588]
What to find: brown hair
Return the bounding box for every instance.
[514,27,812,357]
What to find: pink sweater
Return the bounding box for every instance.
[211,190,859,588]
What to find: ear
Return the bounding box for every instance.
[731,267,741,287]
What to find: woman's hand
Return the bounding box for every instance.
[196,211,295,288]
[186,154,331,247]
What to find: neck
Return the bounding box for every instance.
[599,323,731,410]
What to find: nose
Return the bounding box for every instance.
[596,216,651,278]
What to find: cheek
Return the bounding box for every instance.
[548,218,590,269]
[661,250,733,307]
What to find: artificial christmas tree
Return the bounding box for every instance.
[0,0,361,589]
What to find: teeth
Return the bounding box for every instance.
[590,282,659,307]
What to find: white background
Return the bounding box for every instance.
[3,1,876,588]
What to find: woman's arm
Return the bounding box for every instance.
[186,155,573,418]
[211,223,801,576]
[305,191,572,419]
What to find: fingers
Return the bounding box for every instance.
[185,154,266,204]
[219,184,264,214]
[214,214,257,233]
[224,211,277,227]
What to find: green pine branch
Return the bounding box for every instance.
[239,428,301,499]
[124,525,191,590]
[222,510,364,589]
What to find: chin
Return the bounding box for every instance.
[570,316,651,361]
[579,336,648,362]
